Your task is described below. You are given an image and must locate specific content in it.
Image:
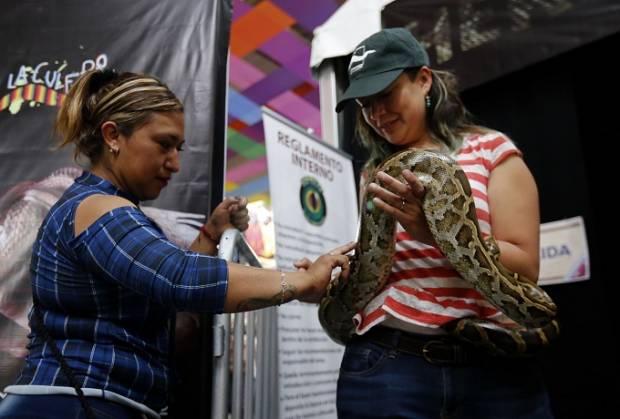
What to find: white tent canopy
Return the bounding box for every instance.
[310,0,394,148]
[310,0,395,69]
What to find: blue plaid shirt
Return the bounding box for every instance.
[13,171,228,411]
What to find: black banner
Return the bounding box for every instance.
[0,0,231,391]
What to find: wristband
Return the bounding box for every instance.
[200,224,219,243]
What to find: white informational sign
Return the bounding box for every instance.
[539,216,590,286]
[263,107,358,419]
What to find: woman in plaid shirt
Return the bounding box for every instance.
[0,70,353,419]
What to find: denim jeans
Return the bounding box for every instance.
[337,338,554,419]
[0,394,146,419]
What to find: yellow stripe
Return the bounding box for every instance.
[35,85,46,102]
[225,181,238,192]
[23,84,34,100]
[248,193,270,204]
[13,87,23,100]
[47,90,57,106]
[0,95,9,111]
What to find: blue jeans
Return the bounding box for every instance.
[0,394,145,419]
[337,339,554,419]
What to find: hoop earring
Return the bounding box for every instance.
[425,95,431,109]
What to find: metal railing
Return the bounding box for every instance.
[211,229,279,419]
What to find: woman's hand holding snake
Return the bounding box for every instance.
[368,169,436,246]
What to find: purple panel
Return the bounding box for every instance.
[260,30,308,65]
[259,31,314,84]
[268,91,322,138]
[272,0,339,32]
[242,67,303,104]
[303,88,320,108]
[286,48,315,85]
[241,122,265,143]
[229,54,265,90]
[232,0,251,21]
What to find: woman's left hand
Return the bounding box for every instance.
[227,196,250,232]
[366,169,436,246]
[203,196,250,241]
[293,241,356,303]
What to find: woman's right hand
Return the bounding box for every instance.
[367,169,436,246]
[202,196,249,241]
[294,241,356,304]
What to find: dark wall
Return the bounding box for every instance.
[461,31,618,418]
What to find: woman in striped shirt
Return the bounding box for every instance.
[332,28,553,418]
[0,70,354,419]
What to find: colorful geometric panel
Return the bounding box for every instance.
[242,67,303,104]
[226,0,343,204]
[240,121,265,142]
[292,82,316,97]
[268,91,321,137]
[226,175,269,198]
[228,89,262,125]
[227,146,237,159]
[303,88,320,108]
[226,180,239,192]
[228,128,266,159]
[229,118,248,131]
[229,54,265,90]
[226,156,268,184]
[272,0,340,33]
[230,1,295,57]
[232,0,251,19]
[259,30,315,84]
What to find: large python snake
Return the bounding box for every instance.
[318,149,560,356]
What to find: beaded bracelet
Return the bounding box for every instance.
[278,271,287,306]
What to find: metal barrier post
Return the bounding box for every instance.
[211,228,271,419]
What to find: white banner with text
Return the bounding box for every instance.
[263,107,358,419]
[539,216,590,286]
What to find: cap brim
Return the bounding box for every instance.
[335,69,404,112]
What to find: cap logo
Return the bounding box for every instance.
[349,45,376,75]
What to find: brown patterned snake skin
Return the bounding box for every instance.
[318,149,560,356]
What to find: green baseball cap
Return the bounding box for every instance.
[335,27,429,112]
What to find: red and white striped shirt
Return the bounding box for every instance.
[354,131,523,335]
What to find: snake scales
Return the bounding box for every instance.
[318,149,559,356]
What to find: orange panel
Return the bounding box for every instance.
[293,82,315,97]
[229,118,248,131]
[225,181,240,193]
[231,1,295,57]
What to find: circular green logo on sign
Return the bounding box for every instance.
[299,176,327,225]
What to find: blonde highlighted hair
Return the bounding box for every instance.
[55,70,183,163]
